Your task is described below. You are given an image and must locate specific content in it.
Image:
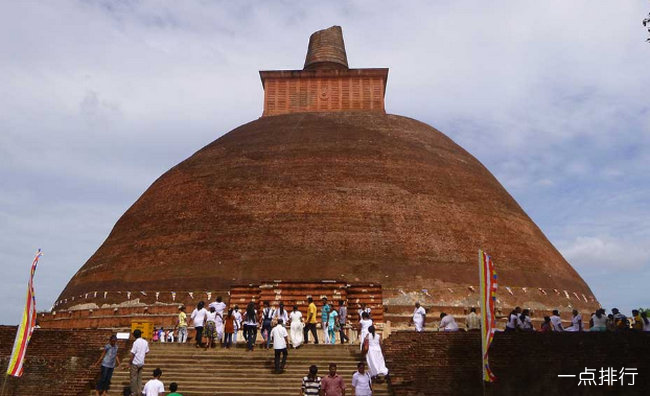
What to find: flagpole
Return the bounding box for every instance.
[1,373,8,396]
[478,249,485,396]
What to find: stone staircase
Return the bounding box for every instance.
[102,342,392,395]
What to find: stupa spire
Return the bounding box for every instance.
[259,26,388,116]
[303,25,349,70]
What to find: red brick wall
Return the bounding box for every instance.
[383,330,650,395]
[0,326,130,396]
[260,69,388,116]
[38,306,180,329]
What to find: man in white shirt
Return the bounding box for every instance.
[142,368,164,396]
[438,312,459,332]
[271,319,289,373]
[410,302,426,332]
[190,301,208,347]
[129,329,149,396]
[351,362,372,396]
[550,310,563,332]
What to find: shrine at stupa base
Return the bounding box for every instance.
[38,281,384,330]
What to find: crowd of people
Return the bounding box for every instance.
[500,306,650,333]
[406,302,650,333]
[301,362,377,396]
[96,296,390,396]
[178,297,380,352]
[95,297,648,395]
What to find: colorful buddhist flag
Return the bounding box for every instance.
[7,249,43,377]
[478,249,498,382]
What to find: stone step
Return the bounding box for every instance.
[111,367,364,378]
[98,387,390,396]
[101,381,390,395]
[142,354,361,361]
[148,343,360,349]
[145,348,360,356]
[110,375,388,384]
[111,368,364,379]
[105,343,392,396]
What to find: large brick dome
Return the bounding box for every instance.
[56,111,597,311]
[51,26,598,320]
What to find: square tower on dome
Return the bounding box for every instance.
[259,26,388,116]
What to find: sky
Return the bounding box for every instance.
[1,1,649,325]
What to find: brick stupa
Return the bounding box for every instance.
[43,26,598,329]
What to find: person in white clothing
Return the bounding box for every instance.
[209,296,227,315]
[519,309,533,331]
[243,302,258,351]
[357,303,371,341]
[505,307,521,332]
[438,312,459,332]
[359,312,373,350]
[358,303,372,322]
[141,368,164,396]
[129,329,149,396]
[190,301,208,347]
[204,306,221,350]
[289,305,304,348]
[565,309,583,332]
[209,296,227,343]
[410,302,426,332]
[363,325,389,379]
[550,310,564,332]
[166,329,174,342]
[590,309,607,331]
[351,362,373,396]
[274,302,289,326]
[232,305,242,345]
[270,319,289,373]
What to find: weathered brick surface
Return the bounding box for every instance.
[55,112,598,320]
[383,330,650,395]
[0,326,130,396]
[260,70,387,116]
[303,26,348,70]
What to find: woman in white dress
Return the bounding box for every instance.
[289,305,304,348]
[363,325,389,379]
[359,311,373,350]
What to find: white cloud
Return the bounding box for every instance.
[560,236,650,271]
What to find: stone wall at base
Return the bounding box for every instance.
[383,330,650,395]
[0,326,130,396]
